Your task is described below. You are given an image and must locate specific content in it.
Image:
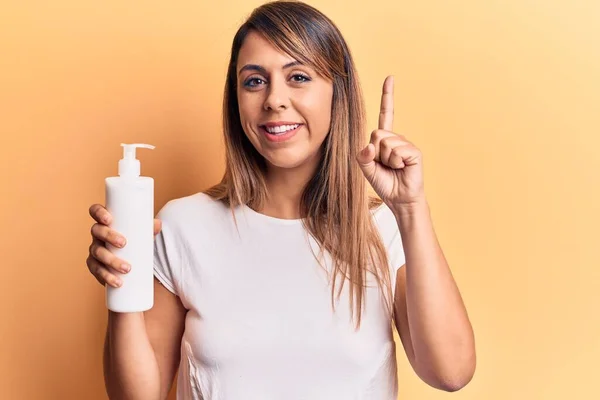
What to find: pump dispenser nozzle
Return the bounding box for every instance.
[118,143,155,177]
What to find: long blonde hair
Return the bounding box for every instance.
[205,0,392,328]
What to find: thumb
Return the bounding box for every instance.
[153,219,162,236]
[356,143,377,181]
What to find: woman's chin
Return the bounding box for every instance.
[261,144,323,172]
[265,158,304,170]
[264,153,312,170]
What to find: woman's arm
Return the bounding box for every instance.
[104,278,186,400]
[393,200,476,392]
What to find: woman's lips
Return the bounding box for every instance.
[259,124,303,143]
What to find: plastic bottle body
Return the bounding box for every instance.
[105,176,154,312]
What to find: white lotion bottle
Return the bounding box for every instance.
[105,143,155,312]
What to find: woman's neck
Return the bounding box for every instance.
[260,158,319,220]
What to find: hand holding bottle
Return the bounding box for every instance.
[87,204,162,288]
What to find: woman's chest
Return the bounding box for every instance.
[178,230,394,372]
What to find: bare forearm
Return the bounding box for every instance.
[104,312,161,400]
[394,201,475,390]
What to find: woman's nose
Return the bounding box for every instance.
[263,79,290,111]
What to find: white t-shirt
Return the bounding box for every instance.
[153,192,406,400]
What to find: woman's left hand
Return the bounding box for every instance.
[357,76,426,212]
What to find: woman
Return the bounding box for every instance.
[87,1,475,399]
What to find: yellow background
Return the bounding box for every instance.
[1,0,599,399]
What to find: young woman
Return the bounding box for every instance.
[86,2,475,399]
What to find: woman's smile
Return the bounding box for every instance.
[259,122,304,143]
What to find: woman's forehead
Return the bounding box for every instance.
[237,31,297,68]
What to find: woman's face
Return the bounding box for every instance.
[236,31,334,171]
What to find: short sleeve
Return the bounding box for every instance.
[372,203,406,273]
[153,204,182,296]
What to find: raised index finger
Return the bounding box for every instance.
[378,75,394,131]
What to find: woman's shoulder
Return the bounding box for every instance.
[370,201,401,240]
[370,199,394,220]
[156,191,230,225]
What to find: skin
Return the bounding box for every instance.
[87,30,475,397]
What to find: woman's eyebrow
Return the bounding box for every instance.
[238,61,302,76]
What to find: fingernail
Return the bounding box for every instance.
[121,263,131,273]
[102,215,110,224]
[114,278,122,287]
[116,237,125,247]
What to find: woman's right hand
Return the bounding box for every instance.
[87,204,162,288]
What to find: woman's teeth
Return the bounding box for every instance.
[264,124,299,135]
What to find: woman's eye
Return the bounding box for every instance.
[291,74,310,83]
[244,77,266,87]
[243,74,310,88]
